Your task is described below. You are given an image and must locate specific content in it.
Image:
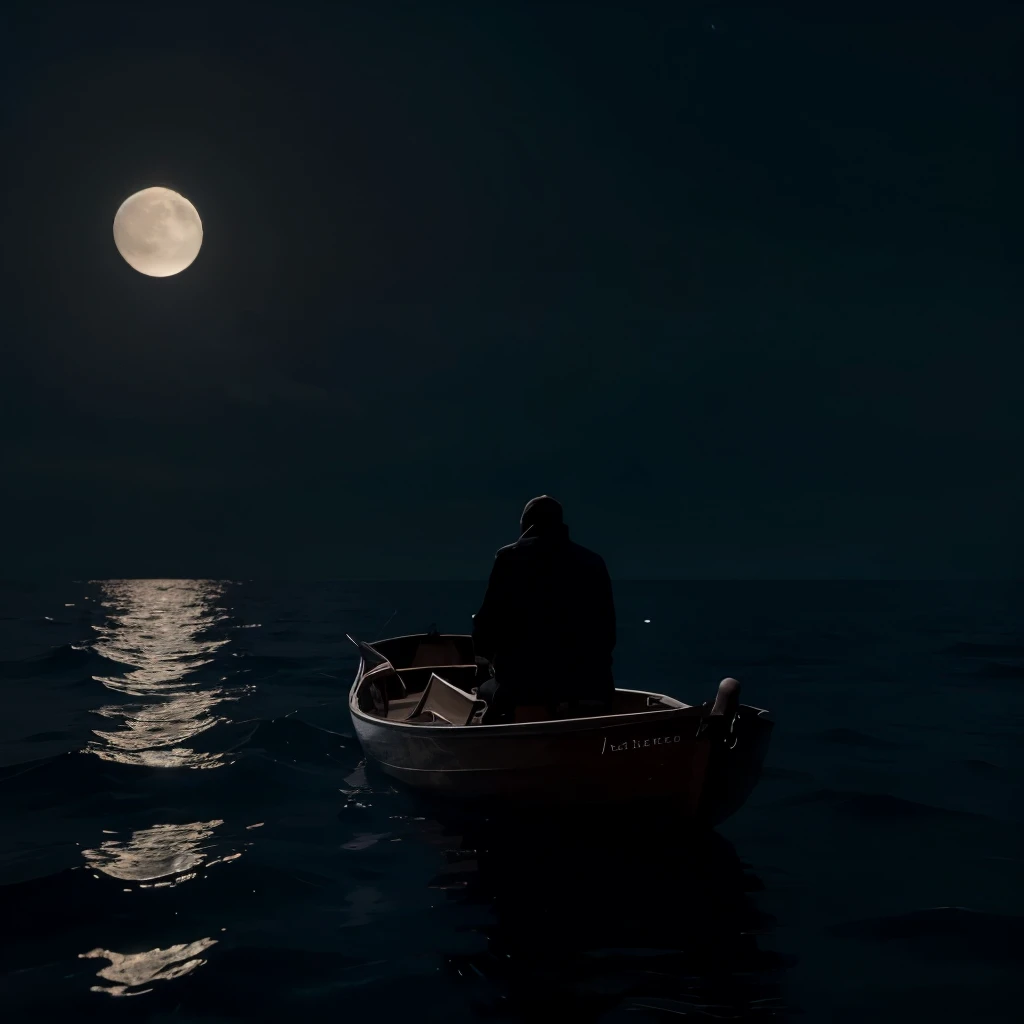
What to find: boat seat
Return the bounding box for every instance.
[385,696,422,721]
[410,639,466,668]
[397,664,478,691]
[409,672,487,726]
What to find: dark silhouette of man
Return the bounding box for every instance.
[472,495,616,721]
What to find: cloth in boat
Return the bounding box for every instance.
[472,509,616,707]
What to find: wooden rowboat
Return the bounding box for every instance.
[348,632,773,824]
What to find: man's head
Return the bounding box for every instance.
[520,494,564,536]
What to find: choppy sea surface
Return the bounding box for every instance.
[0,580,1020,1022]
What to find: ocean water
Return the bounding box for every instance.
[0,579,1020,1022]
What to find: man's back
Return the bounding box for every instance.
[472,497,616,706]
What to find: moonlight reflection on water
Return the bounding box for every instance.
[80,937,219,997]
[81,820,230,883]
[87,580,246,768]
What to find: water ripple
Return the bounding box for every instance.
[82,820,232,884]
[80,936,218,997]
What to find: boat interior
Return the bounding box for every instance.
[351,632,689,726]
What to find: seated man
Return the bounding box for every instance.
[472,495,616,721]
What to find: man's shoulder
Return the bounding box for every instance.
[568,541,607,571]
[494,537,607,572]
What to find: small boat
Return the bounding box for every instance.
[348,632,773,824]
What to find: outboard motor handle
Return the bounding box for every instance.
[710,677,740,717]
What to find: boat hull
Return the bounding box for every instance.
[351,699,772,824]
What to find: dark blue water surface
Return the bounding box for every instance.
[0,580,1020,1022]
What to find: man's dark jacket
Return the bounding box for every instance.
[471,523,616,704]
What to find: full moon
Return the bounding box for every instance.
[113,187,203,277]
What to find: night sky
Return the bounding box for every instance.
[2,1,1021,580]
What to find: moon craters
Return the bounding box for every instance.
[113,187,203,277]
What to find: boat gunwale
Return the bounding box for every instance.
[349,682,772,734]
[348,633,773,734]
